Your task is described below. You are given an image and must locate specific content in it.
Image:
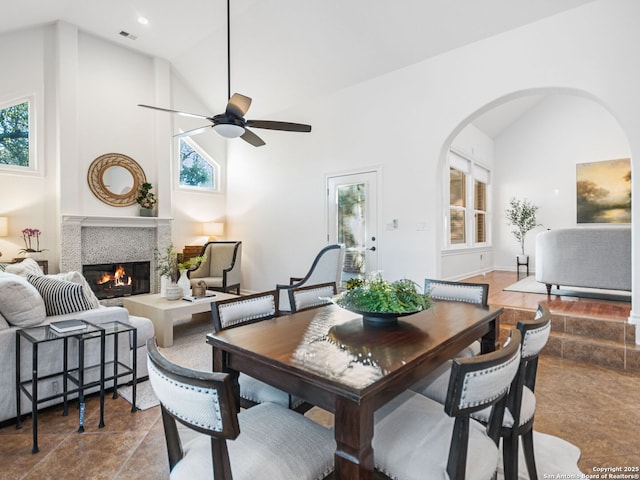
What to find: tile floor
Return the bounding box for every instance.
[1,271,638,478]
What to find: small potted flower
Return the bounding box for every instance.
[20,228,46,259]
[136,182,157,216]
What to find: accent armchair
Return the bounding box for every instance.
[188,241,242,294]
[277,244,344,313]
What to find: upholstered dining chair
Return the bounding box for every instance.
[277,244,345,313]
[211,290,312,413]
[373,329,522,480]
[424,278,490,357]
[288,281,337,313]
[413,305,552,480]
[472,304,552,480]
[146,338,336,480]
[424,278,489,306]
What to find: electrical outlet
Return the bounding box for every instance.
[52,381,59,394]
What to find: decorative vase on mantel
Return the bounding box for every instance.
[165,282,183,301]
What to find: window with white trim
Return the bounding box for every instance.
[178,136,219,191]
[0,95,35,171]
[445,149,491,248]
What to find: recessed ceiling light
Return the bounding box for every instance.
[137,16,149,25]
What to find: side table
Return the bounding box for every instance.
[16,320,137,453]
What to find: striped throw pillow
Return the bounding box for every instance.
[27,274,94,316]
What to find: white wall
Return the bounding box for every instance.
[0,25,228,271]
[226,0,640,322]
[493,94,630,271]
[0,26,54,266]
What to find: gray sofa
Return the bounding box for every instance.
[535,226,631,294]
[0,261,154,424]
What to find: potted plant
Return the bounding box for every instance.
[505,198,541,263]
[154,244,181,299]
[176,254,206,296]
[136,182,157,216]
[334,272,431,326]
[20,228,47,259]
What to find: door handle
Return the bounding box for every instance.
[367,246,376,251]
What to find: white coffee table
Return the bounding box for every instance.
[122,291,237,347]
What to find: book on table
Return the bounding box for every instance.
[49,319,87,333]
[182,293,216,302]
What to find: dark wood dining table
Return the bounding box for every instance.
[206,301,502,480]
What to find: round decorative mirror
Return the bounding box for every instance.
[87,153,146,207]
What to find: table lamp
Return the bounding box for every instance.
[202,222,224,241]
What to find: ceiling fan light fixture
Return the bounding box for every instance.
[213,123,245,138]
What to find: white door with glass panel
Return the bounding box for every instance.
[327,171,378,285]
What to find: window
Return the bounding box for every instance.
[445,149,491,248]
[0,96,34,171]
[178,137,219,191]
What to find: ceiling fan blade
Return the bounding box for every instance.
[226,93,252,117]
[138,104,210,120]
[240,128,266,147]
[246,120,312,132]
[175,126,212,138]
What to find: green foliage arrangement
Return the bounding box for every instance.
[154,243,179,282]
[155,244,206,283]
[178,255,206,272]
[505,197,541,255]
[137,182,157,209]
[335,273,431,314]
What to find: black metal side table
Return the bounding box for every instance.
[16,320,137,453]
[16,321,104,453]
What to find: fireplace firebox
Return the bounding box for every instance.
[82,262,150,300]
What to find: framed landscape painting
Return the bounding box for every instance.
[576,158,631,223]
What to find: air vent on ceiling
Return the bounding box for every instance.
[119,31,138,40]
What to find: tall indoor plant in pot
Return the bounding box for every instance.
[505,197,541,263]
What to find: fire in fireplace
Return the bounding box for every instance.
[83,262,151,300]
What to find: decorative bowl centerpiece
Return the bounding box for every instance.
[333,273,431,326]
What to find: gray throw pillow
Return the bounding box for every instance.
[0,272,46,327]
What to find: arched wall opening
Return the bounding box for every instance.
[436,87,632,298]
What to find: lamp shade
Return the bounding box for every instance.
[0,217,7,237]
[202,222,224,241]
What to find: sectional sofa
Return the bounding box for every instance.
[0,259,154,424]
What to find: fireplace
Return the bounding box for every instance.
[83,262,151,300]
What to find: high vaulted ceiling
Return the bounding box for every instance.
[2,0,596,132]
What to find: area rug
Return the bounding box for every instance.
[496,431,582,479]
[117,316,215,411]
[118,381,159,410]
[504,275,631,302]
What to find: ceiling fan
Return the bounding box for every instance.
[138,0,311,147]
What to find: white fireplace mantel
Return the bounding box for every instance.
[62,215,172,228]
